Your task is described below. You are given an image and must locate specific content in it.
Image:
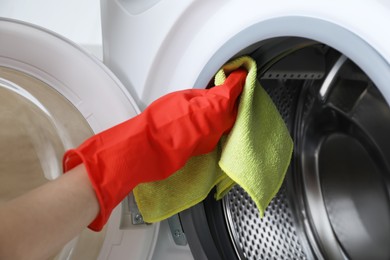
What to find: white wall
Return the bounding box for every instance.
[0,0,103,59]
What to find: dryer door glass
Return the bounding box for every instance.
[0,67,105,260]
[0,67,92,193]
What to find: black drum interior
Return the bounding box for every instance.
[179,37,390,260]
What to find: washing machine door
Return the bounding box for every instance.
[0,18,143,259]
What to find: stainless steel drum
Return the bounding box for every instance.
[180,37,390,260]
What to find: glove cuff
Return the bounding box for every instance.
[63,149,110,231]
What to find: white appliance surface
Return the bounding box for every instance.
[101,0,390,110]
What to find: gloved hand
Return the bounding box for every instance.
[63,68,247,231]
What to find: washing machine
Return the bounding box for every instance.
[100,0,390,260]
[1,0,390,259]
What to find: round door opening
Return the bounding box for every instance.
[181,37,390,260]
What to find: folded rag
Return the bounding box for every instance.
[133,56,293,222]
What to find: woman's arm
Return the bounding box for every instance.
[0,164,99,260]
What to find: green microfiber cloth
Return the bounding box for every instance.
[133,56,293,222]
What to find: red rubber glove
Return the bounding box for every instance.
[63,69,247,231]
